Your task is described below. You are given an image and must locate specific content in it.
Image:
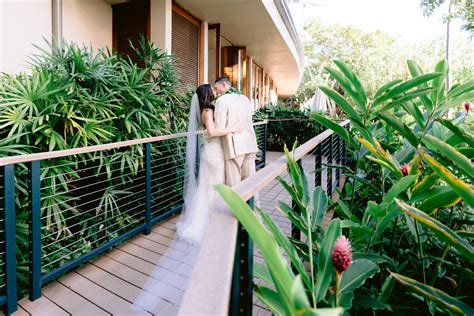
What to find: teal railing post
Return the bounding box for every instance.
[145,143,152,235]
[328,134,334,194]
[291,159,303,241]
[29,161,42,300]
[263,122,267,167]
[230,197,254,316]
[4,165,17,314]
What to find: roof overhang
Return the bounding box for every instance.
[175,0,304,98]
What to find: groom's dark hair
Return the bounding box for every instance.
[215,76,231,86]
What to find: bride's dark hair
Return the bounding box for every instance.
[196,84,215,113]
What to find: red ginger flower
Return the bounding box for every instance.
[465,102,471,113]
[332,235,352,272]
[400,162,411,177]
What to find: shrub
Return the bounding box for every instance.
[253,103,326,151]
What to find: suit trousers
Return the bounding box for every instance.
[224,153,256,187]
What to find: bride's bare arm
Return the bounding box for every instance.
[203,110,242,137]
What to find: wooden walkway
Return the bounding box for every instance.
[10,152,339,316]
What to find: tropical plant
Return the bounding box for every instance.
[217,147,379,315]
[0,37,189,295]
[312,58,473,314]
[253,103,325,151]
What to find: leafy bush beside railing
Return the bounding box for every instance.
[0,38,189,296]
[253,103,325,151]
[312,59,473,314]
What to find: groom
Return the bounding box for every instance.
[213,76,259,187]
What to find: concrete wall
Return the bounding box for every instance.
[0,0,52,73]
[150,0,171,53]
[63,0,112,50]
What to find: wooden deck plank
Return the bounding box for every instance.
[42,281,110,316]
[75,263,177,314]
[59,271,150,316]
[91,255,184,305]
[104,248,188,288]
[10,306,30,316]
[118,242,194,278]
[18,295,68,316]
[150,225,175,239]
[130,236,189,260]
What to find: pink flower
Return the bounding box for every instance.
[400,163,411,177]
[465,102,471,113]
[332,235,352,272]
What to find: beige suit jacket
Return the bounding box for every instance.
[214,93,259,160]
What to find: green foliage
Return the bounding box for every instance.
[316,58,473,314]
[217,147,380,314]
[0,38,189,295]
[253,103,325,151]
[299,18,474,102]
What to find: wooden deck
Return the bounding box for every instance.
[11,152,339,316]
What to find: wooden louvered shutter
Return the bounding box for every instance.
[172,5,201,94]
[112,0,150,67]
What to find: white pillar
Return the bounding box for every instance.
[150,0,172,53]
[248,57,254,102]
[201,21,209,84]
[52,0,63,48]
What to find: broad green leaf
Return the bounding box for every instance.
[312,187,328,228]
[339,259,380,309]
[412,173,440,198]
[319,86,362,123]
[437,118,474,147]
[373,79,402,100]
[422,134,474,179]
[402,100,425,127]
[391,272,474,315]
[418,187,461,214]
[420,150,474,207]
[383,175,418,204]
[377,112,418,146]
[255,286,287,315]
[315,218,341,302]
[254,262,273,285]
[430,59,448,105]
[373,87,432,116]
[257,207,311,290]
[372,73,443,108]
[216,184,301,308]
[312,114,356,147]
[324,66,365,111]
[334,60,368,109]
[395,199,474,263]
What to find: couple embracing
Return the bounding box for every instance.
[176,76,259,245]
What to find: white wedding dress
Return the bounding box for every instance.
[132,95,223,314]
[176,128,224,244]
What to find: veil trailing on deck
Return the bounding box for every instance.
[132,94,210,314]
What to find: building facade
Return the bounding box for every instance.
[0,0,303,109]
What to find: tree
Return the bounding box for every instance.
[420,0,474,35]
[297,18,474,102]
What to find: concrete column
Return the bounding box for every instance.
[200,21,209,84]
[150,0,172,53]
[52,0,63,48]
[248,57,254,103]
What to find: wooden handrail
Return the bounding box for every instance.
[178,120,349,315]
[0,121,268,167]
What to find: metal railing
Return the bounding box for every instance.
[0,121,268,314]
[179,120,350,315]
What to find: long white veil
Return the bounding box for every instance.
[132,94,209,314]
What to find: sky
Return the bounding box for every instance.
[289,0,470,44]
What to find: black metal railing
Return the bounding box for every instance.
[0,121,268,314]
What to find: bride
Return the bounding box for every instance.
[132,84,241,313]
[176,83,242,244]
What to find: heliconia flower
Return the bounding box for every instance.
[332,235,352,273]
[465,102,471,113]
[400,162,411,177]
